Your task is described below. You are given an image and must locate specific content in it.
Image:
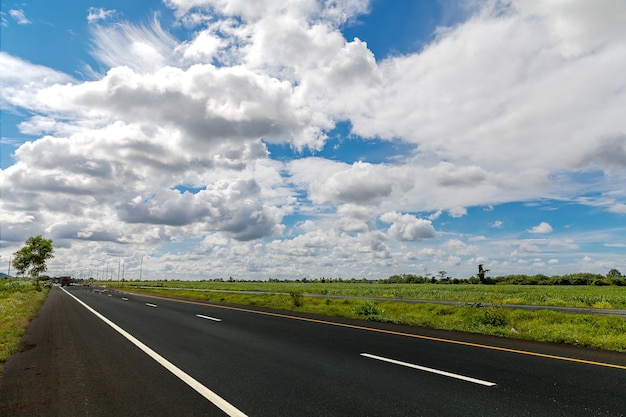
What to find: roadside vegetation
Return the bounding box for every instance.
[0,279,49,370]
[109,278,626,352]
[0,235,54,371]
[118,278,626,309]
[11,235,55,287]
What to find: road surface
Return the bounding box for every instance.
[1,286,625,416]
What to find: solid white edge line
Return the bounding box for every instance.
[146,303,157,307]
[361,353,497,387]
[61,287,248,417]
[196,314,222,322]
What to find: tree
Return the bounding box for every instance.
[607,268,622,277]
[12,235,55,285]
[477,264,491,284]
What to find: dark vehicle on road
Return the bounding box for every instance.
[60,276,71,287]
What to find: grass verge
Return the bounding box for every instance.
[0,279,49,371]
[120,286,626,352]
[121,281,626,309]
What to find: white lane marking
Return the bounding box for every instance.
[361,353,497,387]
[146,303,157,308]
[61,288,248,417]
[122,297,128,301]
[196,314,222,322]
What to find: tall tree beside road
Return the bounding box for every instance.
[12,235,54,286]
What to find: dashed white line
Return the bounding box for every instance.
[196,314,222,322]
[122,297,128,301]
[145,303,157,308]
[61,287,248,417]
[361,353,497,387]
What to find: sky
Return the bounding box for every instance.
[1,0,626,281]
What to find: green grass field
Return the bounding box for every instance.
[113,280,626,352]
[120,281,626,309]
[2,278,624,367]
[0,279,49,370]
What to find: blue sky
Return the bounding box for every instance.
[1,0,625,280]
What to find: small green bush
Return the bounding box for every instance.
[289,291,303,307]
[479,308,508,327]
[351,300,382,317]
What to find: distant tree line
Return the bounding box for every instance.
[208,269,626,286]
[379,270,625,286]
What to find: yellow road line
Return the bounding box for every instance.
[123,290,626,371]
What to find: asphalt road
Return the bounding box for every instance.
[1,286,625,416]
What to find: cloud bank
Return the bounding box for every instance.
[1,0,625,279]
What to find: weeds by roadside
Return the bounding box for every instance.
[289,290,303,308]
[121,281,626,309]
[0,279,49,371]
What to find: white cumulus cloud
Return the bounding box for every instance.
[1,0,625,279]
[528,222,553,234]
[9,9,30,24]
[380,211,436,241]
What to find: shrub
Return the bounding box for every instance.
[351,300,382,317]
[480,308,508,327]
[289,290,303,307]
[609,277,626,286]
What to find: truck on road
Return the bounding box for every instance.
[60,276,71,287]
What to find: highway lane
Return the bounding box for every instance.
[0,286,233,416]
[3,286,626,416]
[67,286,626,416]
